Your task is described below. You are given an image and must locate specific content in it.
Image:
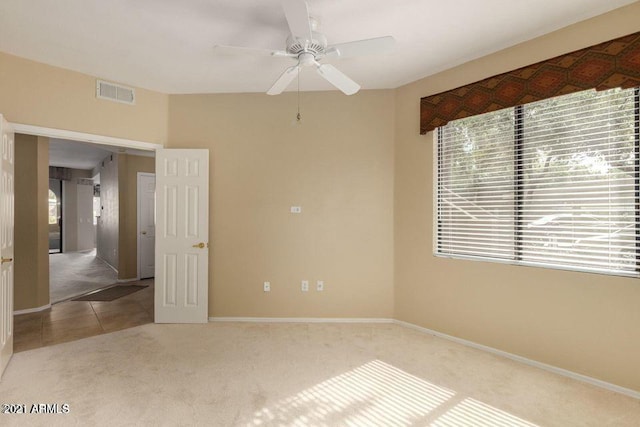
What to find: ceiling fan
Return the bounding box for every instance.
[214,0,395,96]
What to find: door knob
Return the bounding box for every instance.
[1,257,13,264]
[141,231,147,235]
[192,242,206,249]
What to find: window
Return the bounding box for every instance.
[48,189,58,225]
[436,87,640,277]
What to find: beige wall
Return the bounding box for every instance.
[0,51,168,145]
[394,2,640,392]
[5,0,640,393]
[169,91,395,318]
[118,154,155,280]
[14,134,49,310]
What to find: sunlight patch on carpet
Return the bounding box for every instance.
[431,398,537,427]
[249,360,538,426]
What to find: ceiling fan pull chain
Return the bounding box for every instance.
[297,66,302,123]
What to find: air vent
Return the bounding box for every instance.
[96,80,135,105]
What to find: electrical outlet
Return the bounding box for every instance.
[301,280,309,292]
[316,280,324,291]
[263,281,271,292]
[290,206,302,214]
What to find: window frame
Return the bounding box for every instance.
[433,87,640,278]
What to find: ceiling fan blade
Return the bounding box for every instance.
[282,0,313,41]
[214,45,293,58]
[315,64,360,95]
[267,65,300,95]
[326,36,395,58]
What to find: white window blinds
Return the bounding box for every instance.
[436,87,640,277]
[437,109,515,260]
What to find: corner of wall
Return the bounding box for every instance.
[116,153,155,280]
[36,136,50,307]
[13,133,50,310]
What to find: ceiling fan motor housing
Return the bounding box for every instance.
[286,31,327,59]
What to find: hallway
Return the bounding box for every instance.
[49,249,117,303]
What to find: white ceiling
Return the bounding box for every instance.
[49,139,154,170]
[0,0,635,94]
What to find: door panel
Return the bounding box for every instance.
[155,150,208,323]
[138,173,155,279]
[0,115,15,379]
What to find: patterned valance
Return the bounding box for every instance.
[420,31,640,134]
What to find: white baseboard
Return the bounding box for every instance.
[60,249,96,254]
[14,304,51,315]
[207,316,638,399]
[394,319,640,400]
[209,317,394,324]
[95,255,118,274]
[117,277,140,283]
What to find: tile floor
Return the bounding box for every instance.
[13,279,154,352]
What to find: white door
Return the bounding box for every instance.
[155,149,209,323]
[138,173,155,279]
[0,115,14,379]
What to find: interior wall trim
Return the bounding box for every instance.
[14,304,51,315]
[11,123,162,151]
[394,319,640,400]
[96,254,118,275]
[209,317,394,324]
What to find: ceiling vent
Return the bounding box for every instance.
[96,80,135,105]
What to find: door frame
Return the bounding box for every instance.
[12,123,163,152]
[10,123,162,314]
[137,172,156,280]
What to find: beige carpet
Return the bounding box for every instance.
[0,323,638,426]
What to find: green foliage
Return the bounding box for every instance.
[438,87,639,272]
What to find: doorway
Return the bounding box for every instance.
[8,124,209,355]
[48,139,117,303]
[12,129,159,352]
[44,139,158,302]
